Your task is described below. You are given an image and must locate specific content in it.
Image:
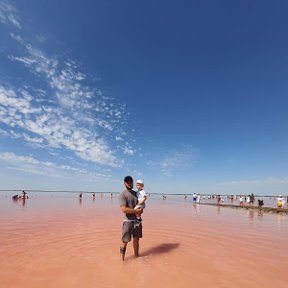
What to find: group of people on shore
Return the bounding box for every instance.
[205,193,288,209]
[239,194,255,206]
[184,193,287,209]
[239,194,287,209]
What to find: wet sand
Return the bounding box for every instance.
[0,193,288,288]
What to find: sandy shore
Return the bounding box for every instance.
[0,193,288,288]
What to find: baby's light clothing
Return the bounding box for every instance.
[136,189,146,209]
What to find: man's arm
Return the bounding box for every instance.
[120,205,143,214]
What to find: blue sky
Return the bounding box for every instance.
[0,0,287,195]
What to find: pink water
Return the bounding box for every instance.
[1,192,287,288]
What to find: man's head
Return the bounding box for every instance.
[124,176,133,190]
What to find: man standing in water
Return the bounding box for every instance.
[119,176,143,261]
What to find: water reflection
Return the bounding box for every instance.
[192,203,200,216]
[12,197,26,206]
[21,197,27,206]
[248,209,255,222]
[276,213,285,230]
[257,209,264,219]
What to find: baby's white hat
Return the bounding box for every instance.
[136,179,144,184]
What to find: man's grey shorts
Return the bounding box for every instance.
[121,221,142,243]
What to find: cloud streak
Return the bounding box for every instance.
[147,145,199,176]
[0,1,21,29]
[0,152,112,180]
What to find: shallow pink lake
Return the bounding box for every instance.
[1,192,287,288]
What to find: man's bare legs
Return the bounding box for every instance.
[133,237,139,257]
[120,238,140,261]
[120,242,127,261]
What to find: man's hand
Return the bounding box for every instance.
[135,207,143,215]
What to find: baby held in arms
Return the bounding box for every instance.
[134,179,147,227]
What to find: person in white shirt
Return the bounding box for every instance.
[134,179,147,226]
[246,195,250,205]
[239,195,244,206]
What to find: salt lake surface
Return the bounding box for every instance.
[1,192,287,288]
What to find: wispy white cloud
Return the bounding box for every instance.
[0,3,135,168]
[0,1,21,29]
[147,145,199,176]
[0,152,112,180]
[22,133,44,144]
[0,84,121,166]
[123,144,135,156]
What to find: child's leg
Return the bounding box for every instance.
[134,204,142,219]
